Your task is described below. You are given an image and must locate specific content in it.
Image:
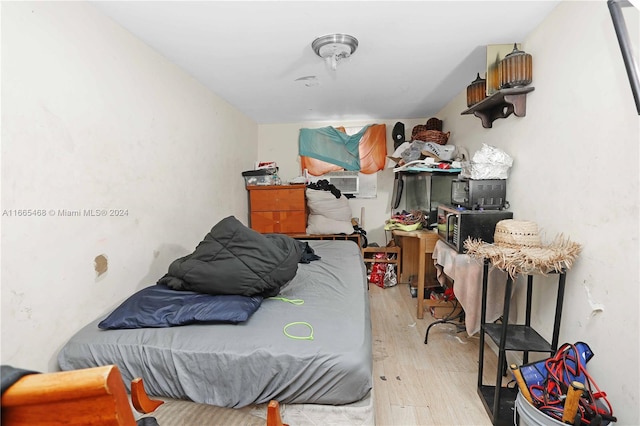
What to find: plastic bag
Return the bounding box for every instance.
[369,252,398,288]
[400,141,426,163]
[383,264,397,288]
[472,144,513,166]
[460,144,513,179]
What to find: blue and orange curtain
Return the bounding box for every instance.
[299,124,387,176]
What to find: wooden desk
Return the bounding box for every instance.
[392,229,440,319]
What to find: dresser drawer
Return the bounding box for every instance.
[250,210,306,234]
[249,188,305,211]
[247,185,307,234]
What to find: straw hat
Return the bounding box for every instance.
[464,219,582,277]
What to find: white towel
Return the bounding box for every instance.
[432,240,512,336]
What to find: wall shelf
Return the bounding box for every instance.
[462,87,535,128]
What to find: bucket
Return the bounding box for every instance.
[514,392,564,426]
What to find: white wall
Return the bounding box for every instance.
[1,2,257,371]
[259,1,640,422]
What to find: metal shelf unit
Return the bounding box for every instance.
[477,260,567,425]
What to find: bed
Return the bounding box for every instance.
[57,239,373,422]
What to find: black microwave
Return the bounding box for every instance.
[437,204,513,253]
[451,179,507,210]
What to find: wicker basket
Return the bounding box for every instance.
[412,128,450,145]
[425,117,443,131]
[411,125,428,140]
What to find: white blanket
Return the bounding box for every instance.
[432,240,512,336]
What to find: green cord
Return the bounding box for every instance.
[269,297,312,340]
[283,321,314,340]
[269,297,304,305]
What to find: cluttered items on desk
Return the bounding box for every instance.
[389,125,516,244]
[384,210,429,231]
[388,177,511,234]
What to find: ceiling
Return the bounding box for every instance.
[92,1,561,124]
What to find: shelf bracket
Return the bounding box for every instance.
[472,104,515,129]
[462,87,534,128]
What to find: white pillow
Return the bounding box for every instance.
[305,189,352,222]
[306,214,354,235]
[305,188,354,234]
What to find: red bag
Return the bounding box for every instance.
[369,253,387,287]
[369,262,386,287]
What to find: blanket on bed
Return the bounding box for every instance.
[59,241,371,408]
[157,216,305,298]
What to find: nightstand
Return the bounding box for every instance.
[247,185,307,234]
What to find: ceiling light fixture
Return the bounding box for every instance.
[311,34,358,71]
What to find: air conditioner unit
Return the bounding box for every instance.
[324,171,359,195]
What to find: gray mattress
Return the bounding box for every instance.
[58,240,372,408]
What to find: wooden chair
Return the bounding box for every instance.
[1,365,287,426]
[1,365,137,425]
[131,377,164,414]
[266,400,288,426]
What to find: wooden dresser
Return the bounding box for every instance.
[247,185,307,234]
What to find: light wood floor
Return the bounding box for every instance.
[369,282,502,426]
